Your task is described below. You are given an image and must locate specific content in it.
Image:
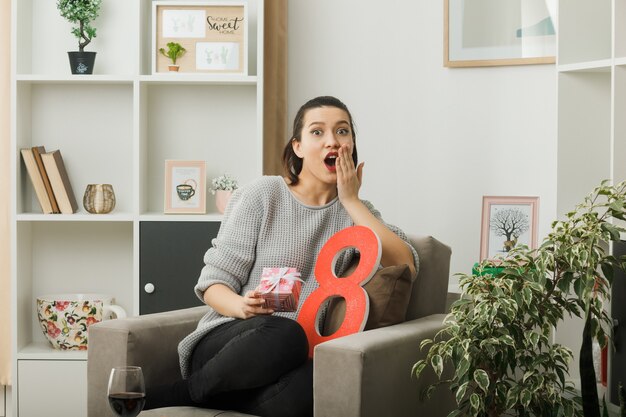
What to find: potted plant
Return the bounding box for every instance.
[414,180,626,417]
[57,0,102,75]
[210,174,238,214]
[159,42,187,72]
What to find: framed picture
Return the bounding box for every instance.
[480,196,539,261]
[164,160,207,214]
[152,1,247,74]
[444,0,556,67]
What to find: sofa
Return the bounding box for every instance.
[88,235,455,417]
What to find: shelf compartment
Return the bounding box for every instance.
[557,71,611,215]
[558,0,611,65]
[15,222,133,351]
[18,359,87,417]
[16,82,134,215]
[15,0,139,76]
[139,83,260,214]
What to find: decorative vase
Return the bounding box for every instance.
[83,184,116,214]
[215,190,232,214]
[67,51,97,75]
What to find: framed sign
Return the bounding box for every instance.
[164,160,207,214]
[152,1,247,74]
[444,0,556,67]
[480,196,539,261]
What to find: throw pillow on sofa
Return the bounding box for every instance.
[322,263,414,335]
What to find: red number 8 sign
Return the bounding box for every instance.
[297,226,381,357]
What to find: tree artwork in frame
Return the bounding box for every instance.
[164,160,207,214]
[444,0,556,67]
[480,196,539,261]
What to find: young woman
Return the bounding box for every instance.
[145,96,418,416]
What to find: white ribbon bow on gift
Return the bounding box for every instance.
[259,268,304,294]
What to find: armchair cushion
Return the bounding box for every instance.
[323,264,413,334]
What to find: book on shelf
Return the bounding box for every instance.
[31,146,60,213]
[41,150,78,214]
[20,148,55,214]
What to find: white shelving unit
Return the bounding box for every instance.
[556,0,625,404]
[10,0,264,416]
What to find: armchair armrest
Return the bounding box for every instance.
[313,314,455,417]
[87,306,209,417]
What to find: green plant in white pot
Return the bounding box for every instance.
[414,180,626,417]
[57,0,102,74]
[210,174,238,214]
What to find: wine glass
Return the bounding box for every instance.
[107,366,146,417]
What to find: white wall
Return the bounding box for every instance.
[288,0,557,287]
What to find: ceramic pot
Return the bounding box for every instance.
[36,293,126,350]
[168,65,180,72]
[215,190,233,214]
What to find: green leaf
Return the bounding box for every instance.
[473,369,490,393]
[528,332,540,347]
[469,393,481,413]
[601,222,621,241]
[456,357,470,379]
[446,410,462,417]
[574,278,585,299]
[412,360,426,377]
[520,389,532,407]
[456,382,468,404]
[523,370,534,383]
[431,354,443,378]
[420,339,433,350]
[499,334,515,347]
[522,286,532,306]
[505,388,518,409]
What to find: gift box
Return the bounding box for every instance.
[256,267,303,312]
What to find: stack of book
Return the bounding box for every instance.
[21,146,78,214]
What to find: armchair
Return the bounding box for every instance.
[88,235,455,417]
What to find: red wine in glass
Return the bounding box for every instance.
[108,366,146,417]
[108,392,146,417]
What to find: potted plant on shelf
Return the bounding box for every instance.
[210,174,238,214]
[159,42,187,72]
[57,0,102,75]
[414,180,626,417]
